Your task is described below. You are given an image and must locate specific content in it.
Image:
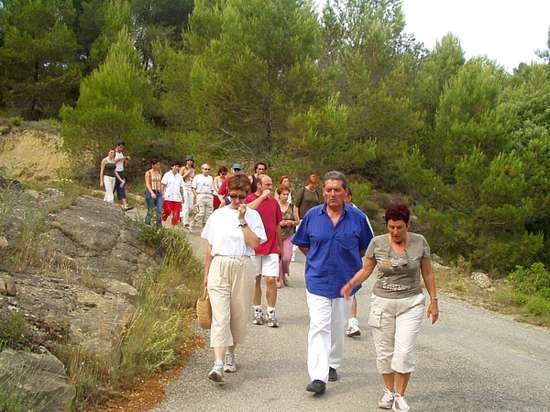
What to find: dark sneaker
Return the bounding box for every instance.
[328,367,338,382]
[306,380,326,395]
[123,205,134,212]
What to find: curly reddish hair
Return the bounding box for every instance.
[384,202,410,224]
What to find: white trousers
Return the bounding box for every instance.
[103,175,115,203]
[180,188,194,225]
[369,293,425,374]
[306,290,351,383]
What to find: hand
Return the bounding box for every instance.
[99,181,103,188]
[340,282,353,299]
[203,276,208,288]
[427,301,439,324]
[238,204,246,220]
[151,192,157,199]
[261,189,271,198]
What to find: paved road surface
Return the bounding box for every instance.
[150,232,550,412]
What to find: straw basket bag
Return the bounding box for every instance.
[196,288,212,329]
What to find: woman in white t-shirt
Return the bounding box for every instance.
[201,174,266,385]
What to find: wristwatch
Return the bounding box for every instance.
[238,222,248,228]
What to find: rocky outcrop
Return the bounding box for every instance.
[0,190,161,411]
[0,349,75,412]
[471,271,493,289]
[37,196,158,284]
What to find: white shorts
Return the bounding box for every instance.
[251,253,279,277]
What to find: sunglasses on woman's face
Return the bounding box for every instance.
[229,193,246,199]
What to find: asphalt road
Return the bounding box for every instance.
[150,232,550,412]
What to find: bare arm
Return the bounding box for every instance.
[421,257,439,324]
[298,246,308,256]
[340,257,377,298]
[238,205,260,249]
[99,159,105,187]
[246,191,268,210]
[203,243,213,287]
[115,170,124,183]
[145,171,153,194]
[277,226,283,255]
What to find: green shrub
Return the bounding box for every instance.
[526,296,550,316]
[511,291,529,306]
[0,312,31,350]
[509,262,550,297]
[9,116,23,127]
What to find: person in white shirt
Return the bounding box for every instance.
[201,174,266,385]
[161,161,185,226]
[192,163,215,229]
[180,154,195,228]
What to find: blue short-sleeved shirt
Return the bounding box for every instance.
[292,204,375,298]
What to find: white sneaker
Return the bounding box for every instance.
[207,362,224,384]
[346,318,361,337]
[392,394,410,412]
[378,388,394,409]
[252,308,264,325]
[224,352,237,373]
[266,310,279,327]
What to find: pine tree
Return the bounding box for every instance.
[61,27,153,176]
[0,0,81,118]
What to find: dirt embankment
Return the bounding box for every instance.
[0,121,68,181]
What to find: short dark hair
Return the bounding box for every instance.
[228,174,250,192]
[255,161,267,172]
[116,139,125,146]
[323,170,347,190]
[347,187,352,197]
[150,158,160,166]
[218,166,228,175]
[384,203,410,224]
[171,160,181,167]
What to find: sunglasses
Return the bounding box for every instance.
[202,168,210,170]
[229,193,247,199]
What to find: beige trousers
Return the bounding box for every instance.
[207,256,254,348]
[192,193,213,227]
[369,293,425,374]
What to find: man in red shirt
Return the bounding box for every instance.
[246,174,283,327]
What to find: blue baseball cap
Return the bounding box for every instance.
[231,162,242,170]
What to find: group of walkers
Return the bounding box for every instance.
[99,146,440,412]
[201,170,439,412]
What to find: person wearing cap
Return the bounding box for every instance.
[113,140,133,211]
[180,155,195,228]
[161,161,185,226]
[217,163,244,205]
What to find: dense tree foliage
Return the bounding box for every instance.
[2,0,550,279]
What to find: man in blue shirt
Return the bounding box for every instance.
[292,171,374,395]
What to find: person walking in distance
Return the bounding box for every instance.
[180,154,195,228]
[344,187,375,338]
[113,140,133,211]
[213,166,228,210]
[202,174,267,384]
[246,175,283,327]
[99,148,124,203]
[161,161,185,226]
[217,163,244,205]
[292,174,321,261]
[292,171,374,396]
[192,163,215,229]
[277,184,299,287]
[144,158,163,226]
[249,161,267,194]
[341,203,438,412]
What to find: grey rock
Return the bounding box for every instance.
[471,271,492,289]
[433,261,452,272]
[0,349,75,412]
